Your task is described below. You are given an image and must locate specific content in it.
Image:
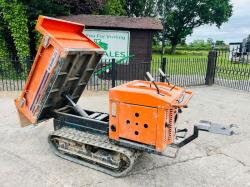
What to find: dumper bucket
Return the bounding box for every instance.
[15,16,104,127]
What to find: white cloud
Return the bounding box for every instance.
[186,0,250,44]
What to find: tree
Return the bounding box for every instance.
[158,0,233,54]
[102,0,158,17]
[0,0,68,60]
[0,0,30,59]
[55,0,105,15]
[0,0,30,76]
[21,0,69,56]
[144,0,158,17]
[190,39,205,47]
[246,35,250,52]
[125,0,157,17]
[215,40,226,46]
[0,0,106,60]
[180,38,186,46]
[207,38,213,45]
[247,34,250,43]
[101,0,126,16]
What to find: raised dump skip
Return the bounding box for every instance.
[15,16,104,127]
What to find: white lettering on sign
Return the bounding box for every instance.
[47,48,59,73]
[85,29,130,63]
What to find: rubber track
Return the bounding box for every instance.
[48,127,139,177]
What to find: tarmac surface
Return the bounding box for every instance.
[0,85,250,187]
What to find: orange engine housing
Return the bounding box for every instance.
[109,80,193,153]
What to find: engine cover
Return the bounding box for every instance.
[109,80,193,153]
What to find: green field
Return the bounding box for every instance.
[151,52,250,80]
[152,52,208,59]
[151,54,207,75]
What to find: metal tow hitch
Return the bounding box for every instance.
[173,120,239,148]
[196,120,238,136]
[162,120,238,158]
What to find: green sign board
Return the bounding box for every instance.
[85,29,130,62]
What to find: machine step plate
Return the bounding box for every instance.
[48,127,139,177]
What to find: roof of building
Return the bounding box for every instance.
[58,14,163,31]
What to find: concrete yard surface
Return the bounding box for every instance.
[0,86,250,187]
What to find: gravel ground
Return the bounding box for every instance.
[0,85,250,187]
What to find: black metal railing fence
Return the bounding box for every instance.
[0,50,249,92]
[0,56,208,91]
[0,56,32,91]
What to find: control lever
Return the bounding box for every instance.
[159,68,170,85]
[64,94,89,117]
[146,72,160,94]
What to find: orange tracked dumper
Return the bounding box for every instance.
[15,16,236,177]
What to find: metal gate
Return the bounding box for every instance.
[215,46,250,92]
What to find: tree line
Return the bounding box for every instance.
[0,0,233,63]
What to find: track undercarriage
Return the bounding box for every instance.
[49,127,140,177]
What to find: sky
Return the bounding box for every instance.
[186,0,250,44]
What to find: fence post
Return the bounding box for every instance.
[111,58,116,88]
[205,51,217,85]
[160,57,167,82]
